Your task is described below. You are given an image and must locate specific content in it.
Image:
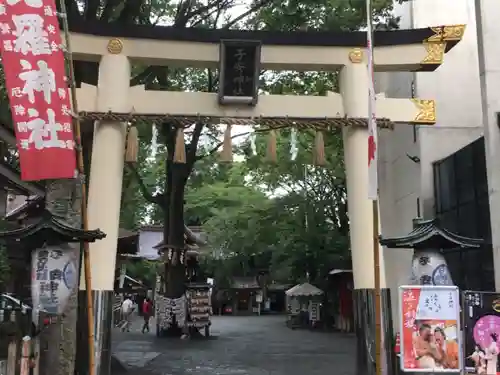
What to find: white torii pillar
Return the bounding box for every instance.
[79,42,129,375]
[339,55,390,375]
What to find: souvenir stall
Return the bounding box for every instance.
[285,282,323,329]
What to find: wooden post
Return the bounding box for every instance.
[373,200,382,375]
[58,1,96,374]
[6,340,16,375]
[19,336,30,375]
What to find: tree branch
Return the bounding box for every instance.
[101,0,123,22]
[127,163,162,205]
[84,0,100,20]
[130,66,155,86]
[222,0,274,29]
[181,0,228,26]
[187,122,204,167]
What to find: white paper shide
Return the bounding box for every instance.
[31,245,78,315]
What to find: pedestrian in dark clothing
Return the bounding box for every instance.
[142,297,153,333]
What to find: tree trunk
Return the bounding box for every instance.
[165,163,188,299]
[40,179,82,375]
[160,161,189,337]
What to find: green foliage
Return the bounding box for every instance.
[197,130,350,285]
[126,260,157,287]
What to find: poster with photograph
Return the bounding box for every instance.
[399,285,462,372]
[463,291,500,375]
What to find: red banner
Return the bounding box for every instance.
[0,0,76,181]
[401,287,421,370]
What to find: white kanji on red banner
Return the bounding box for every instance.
[19,59,56,103]
[0,0,76,181]
[7,0,43,8]
[12,13,51,55]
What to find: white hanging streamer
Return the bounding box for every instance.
[151,124,158,158]
[250,132,257,156]
[290,128,298,161]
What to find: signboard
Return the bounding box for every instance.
[399,285,462,372]
[31,245,78,315]
[218,39,260,106]
[463,291,500,374]
[0,0,77,181]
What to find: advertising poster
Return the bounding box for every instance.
[463,291,500,375]
[399,285,462,372]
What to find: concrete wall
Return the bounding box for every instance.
[413,0,483,217]
[379,0,484,328]
[475,0,500,290]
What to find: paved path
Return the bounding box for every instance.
[112,315,356,375]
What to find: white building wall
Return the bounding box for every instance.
[379,0,484,328]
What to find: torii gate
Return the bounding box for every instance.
[69,23,465,375]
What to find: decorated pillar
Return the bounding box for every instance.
[80,39,129,375]
[339,54,392,375]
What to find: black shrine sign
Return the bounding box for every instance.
[218,39,261,106]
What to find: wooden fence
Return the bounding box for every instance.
[0,309,35,375]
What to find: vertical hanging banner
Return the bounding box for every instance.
[0,0,77,181]
[399,285,462,373]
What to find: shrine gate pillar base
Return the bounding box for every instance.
[79,52,130,375]
[338,62,394,375]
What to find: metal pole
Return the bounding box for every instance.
[57,4,96,375]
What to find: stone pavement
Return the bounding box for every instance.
[112,315,356,375]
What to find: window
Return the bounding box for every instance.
[455,145,475,205]
[433,137,493,290]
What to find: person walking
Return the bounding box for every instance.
[121,296,134,332]
[142,297,153,333]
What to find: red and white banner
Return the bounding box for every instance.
[0,0,76,181]
[366,0,378,200]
